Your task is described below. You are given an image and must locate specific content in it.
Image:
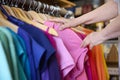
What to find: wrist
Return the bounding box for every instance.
[99,30,109,41]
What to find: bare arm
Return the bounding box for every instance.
[49,0,118,30]
[101,14,120,40]
[80,14,120,49]
[75,0,118,25]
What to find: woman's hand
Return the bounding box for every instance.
[80,32,106,49]
[49,18,78,30]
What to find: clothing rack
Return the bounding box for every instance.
[0,0,74,18]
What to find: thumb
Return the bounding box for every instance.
[89,44,94,50]
[59,25,66,30]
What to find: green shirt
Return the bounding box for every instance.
[0,27,26,80]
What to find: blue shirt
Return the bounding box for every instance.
[7,16,60,80]
[7,16,56,73]
[18,28,45,80]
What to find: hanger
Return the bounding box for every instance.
[10,0,14,7]
[42,3,46,14]
[30,0,38,10]
[24,11,33,20]
[4,0,8,5]
[10,0,30,20]
[2,5,16,17]
[10,6,58,36]
[23,0,33,20]
[17,0,33,20]
[27,1,45,24]
[1,0,5,5]
[0,10,5,18]
[0,18,18,33]
[36,2,42,13]
[0,1,58,36]
[38,3,50,21]
[14,0,19,8]
[15,0,30,20]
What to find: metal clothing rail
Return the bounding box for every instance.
[0,0,74,18]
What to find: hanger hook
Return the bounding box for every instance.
[32,1,38,11]
[56,6,60,17]
[28,0,32,10]
[46,4,49,14]
[14,0,18,7]
[4,0,8,5]
[51,6,55,16]
[31,0,35,10]
[1,0,5,5]
[22,0,26,10]
[37,2,42,13]
[35,1,39,12]
[7,0,11,5]
[42,3,46,14]
[10,0,14,7]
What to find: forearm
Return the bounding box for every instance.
[101,14,120,40]
[74,0,118,25]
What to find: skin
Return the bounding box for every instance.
[49,0,120,49]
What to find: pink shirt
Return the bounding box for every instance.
[44,21,88,80]
[53,37,75,78]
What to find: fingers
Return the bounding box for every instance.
[80,37,90,48]
[59,23,71,30]
[49,18,66,23]
[80,35,94,50]
[89,44,94,50]
[80,39,94,50]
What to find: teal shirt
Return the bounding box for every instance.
[0,27,26,80]
[7,28,31,80]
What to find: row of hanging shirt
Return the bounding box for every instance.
[0,1,109,80]
[0,0,74,18]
